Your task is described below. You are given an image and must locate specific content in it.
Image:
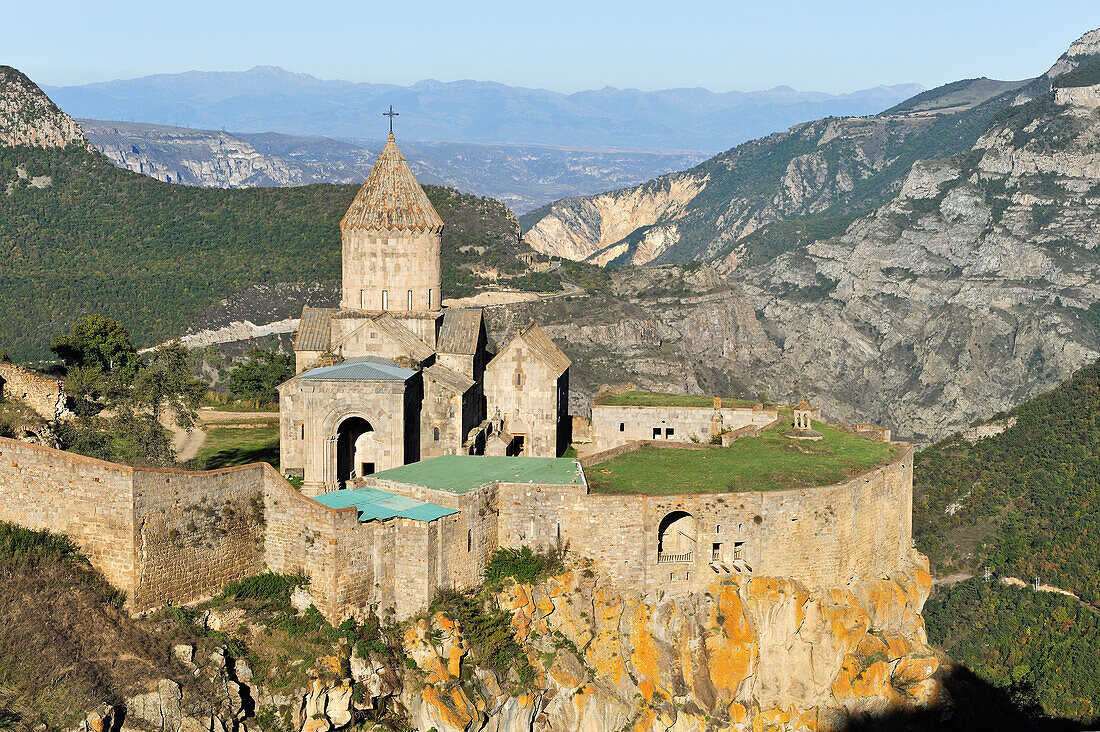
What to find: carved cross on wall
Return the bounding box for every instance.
[383,105,399,135]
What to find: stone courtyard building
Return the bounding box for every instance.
[279,133,571,496]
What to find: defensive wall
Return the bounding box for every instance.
[495,444,914,594]
[0,433,915,622]
[0,436,489,621]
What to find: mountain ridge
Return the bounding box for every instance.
[43,66,922,152]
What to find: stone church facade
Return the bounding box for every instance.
[278,134,571,496]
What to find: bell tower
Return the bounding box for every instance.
[339,131,444,317]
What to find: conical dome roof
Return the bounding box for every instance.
[340,134,444,232]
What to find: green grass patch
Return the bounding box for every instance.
[193,424,279,470]
[483,545,565,586]
[587,421,898,495]
[593,390,757,408]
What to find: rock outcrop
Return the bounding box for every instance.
[522,77,1027,265]
[0,66,88,149]
[402,551,940,732]
[263,551,940,732]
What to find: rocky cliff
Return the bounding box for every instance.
[501,30,1100,443]
[80,120,706,213]
[250,551,939,732]
[522,78,1027,265]
[0,66,88,150]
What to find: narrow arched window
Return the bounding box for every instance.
[407,290,413,311]
[381,290,388,310]
[467,529,472,552]
[433,426,440,441]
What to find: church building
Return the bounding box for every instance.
[278,132,571,496]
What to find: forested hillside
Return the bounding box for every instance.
[914,359,1100,605]
[0,144,524,361]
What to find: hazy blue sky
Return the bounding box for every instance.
[5,0,1098,92]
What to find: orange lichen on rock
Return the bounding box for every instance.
[706,582,756,699]
[421,684,482,730]
[585,586,629,686]
[629,600,662,701]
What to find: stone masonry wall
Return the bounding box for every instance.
[590,404,777,451]
[0,363,70,421]
[484,349,561,457]
[131,465,267,611]
[0,438,136,594]
[497,446,914,593]
[340,230,442,315]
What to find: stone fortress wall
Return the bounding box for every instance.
[0,362,71,421]
[495,445,914,594]
[0,430,914,621]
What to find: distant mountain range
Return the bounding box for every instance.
[44,66,923,152]
[77,120,707,213]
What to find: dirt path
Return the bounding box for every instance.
[165,409,278,464]
[933,572,1099,616]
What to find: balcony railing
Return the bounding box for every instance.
[657,551,693,564]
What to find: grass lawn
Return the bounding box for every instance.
[192,425,280,470]
[593,390,759,408]
[586,421,899,495]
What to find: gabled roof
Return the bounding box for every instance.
[332,312,435,364]
[424,362,475,394]
[437,308,483,355]
[340,134,445,232]
[488,322,571,377]
[300,356,416,382]
[295,307,337,352]
[314,484,455,522]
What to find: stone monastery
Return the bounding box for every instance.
[0,133,915,625]
[278,132,570,495]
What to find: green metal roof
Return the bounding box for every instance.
[313,484,456,522]
[372,455,585,494]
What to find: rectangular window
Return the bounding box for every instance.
[734,541,745,561]
[407,290,413,311]
[428,289,432,309]
[652,427,661,439]
[360,290,367,309]
[712,542,721,561]
[619,422,625,431]
[516,373,523,386]
[665,427,675,438]
[299,424,305,440]
[381,290,388,310]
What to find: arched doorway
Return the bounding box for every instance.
[336,417,374,485]
[657,511,696,563]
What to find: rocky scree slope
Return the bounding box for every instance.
[521,77,1027,266]
[732,30,1100,443]
[0,66,89,150]
[505,30,1100,443]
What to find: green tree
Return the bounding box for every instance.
[226,349,294,405]
[51,315,141,384]
[132,342,205,430]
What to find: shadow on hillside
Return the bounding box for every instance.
[841,665,1092,732]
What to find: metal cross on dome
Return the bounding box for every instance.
[383,105,399,135]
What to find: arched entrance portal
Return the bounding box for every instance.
[657,511,696,563]
[336,417,375,485]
